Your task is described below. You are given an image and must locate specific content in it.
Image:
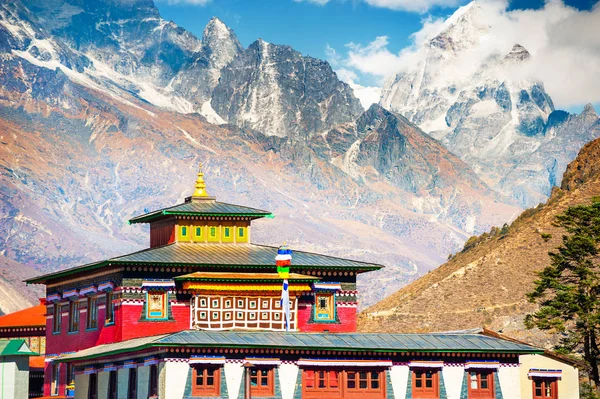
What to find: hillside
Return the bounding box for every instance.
[358,130,600,347]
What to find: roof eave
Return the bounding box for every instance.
[128,211,274,224]
[24,261,111,285]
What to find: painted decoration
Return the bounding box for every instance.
[277,244,292,331]
[147,291,168,319]
[191,295,296,331]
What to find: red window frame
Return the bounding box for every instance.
[467,370,495,399]
[192,366,221,397]
[250,367,275,397]
[303,369,342,398]
[345,370,385,398]
[52,303,61,333]
[412,368,440,398]
[532,378,558,399]
[302,368,385,399]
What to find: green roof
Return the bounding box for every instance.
[56,330,542,362]
[0,339,38,357]
[129,199,273,224]
[26,243,383,284]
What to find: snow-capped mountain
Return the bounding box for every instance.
[212,39,363,139]
[0,0,527,312]
[380,1,599,207]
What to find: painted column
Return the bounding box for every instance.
[74,374,90,399]
[117,368,129,399]
[98,371,110,399]
[163,361,188,399]
[389,364,409,399]
[278,363,299,399]
[497,365,520,399]
[442,364,465,399]
[224,361,244,399]
[137,366,149,399]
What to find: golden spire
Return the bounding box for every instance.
[192,162,210,198]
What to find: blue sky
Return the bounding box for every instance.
[156,0,600,113]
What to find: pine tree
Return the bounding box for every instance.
[526,198,600,391]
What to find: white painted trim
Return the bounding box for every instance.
[528,369,562,378]
[464,361,499,369]
[297,359,392,367]
[408,361,444,368]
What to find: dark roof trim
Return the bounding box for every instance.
[128,201,274,224]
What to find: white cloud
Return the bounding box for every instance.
[364,0,460,13]
[297,0,460,12]
[329,0,600,109]
[336,68,382,109]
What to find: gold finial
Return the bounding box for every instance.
[192,162,210,198]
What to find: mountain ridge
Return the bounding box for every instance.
[358,132,600,346]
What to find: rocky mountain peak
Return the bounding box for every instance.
[201,17,242,70]
[504,43,531,62]
[583,103,598,116]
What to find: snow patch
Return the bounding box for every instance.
[201,101,226,125]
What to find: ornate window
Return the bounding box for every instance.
[51,362,60,396]
[236,225,248,242]
[192,295,296,331]
[532,378,558,399]
[193,226,204,242]
[412,369,439,398]
[222,226,233,242]
[192,366,221,397]
[250,368,274,397]
[468,370,495,399]
[87,296,98,330]
[302,369,384,399]
[146,291,168,320]
[208,225,219,242]
[52,303,61,333]
[105,291,115,324]
[68,301,80,333]
[314,292,335,321]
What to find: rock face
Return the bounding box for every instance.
[0,0,577,315]
[358,130,600,347]
[379,1,599,207]
[169,17,243,111]
[212,39,363,139]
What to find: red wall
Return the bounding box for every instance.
[118,302,191,341]
[297,304,357,333]
[44,299,191,396]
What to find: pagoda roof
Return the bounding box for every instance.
[128,198,273,224]
[25,243,383,285]
[0,300,46,330]
[55,330,542,363]
[175,272,319,282]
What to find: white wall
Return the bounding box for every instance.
[442,365,465,399]
[519,354,580,399]
[389,365,409,399]
[163,362,188,399]
[75,374,90,399]
[278,363,298,399]
[498,366,521,399]
[0,359,17,399]
[224,362,244,399]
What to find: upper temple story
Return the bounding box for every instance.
[128,164,273,247]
